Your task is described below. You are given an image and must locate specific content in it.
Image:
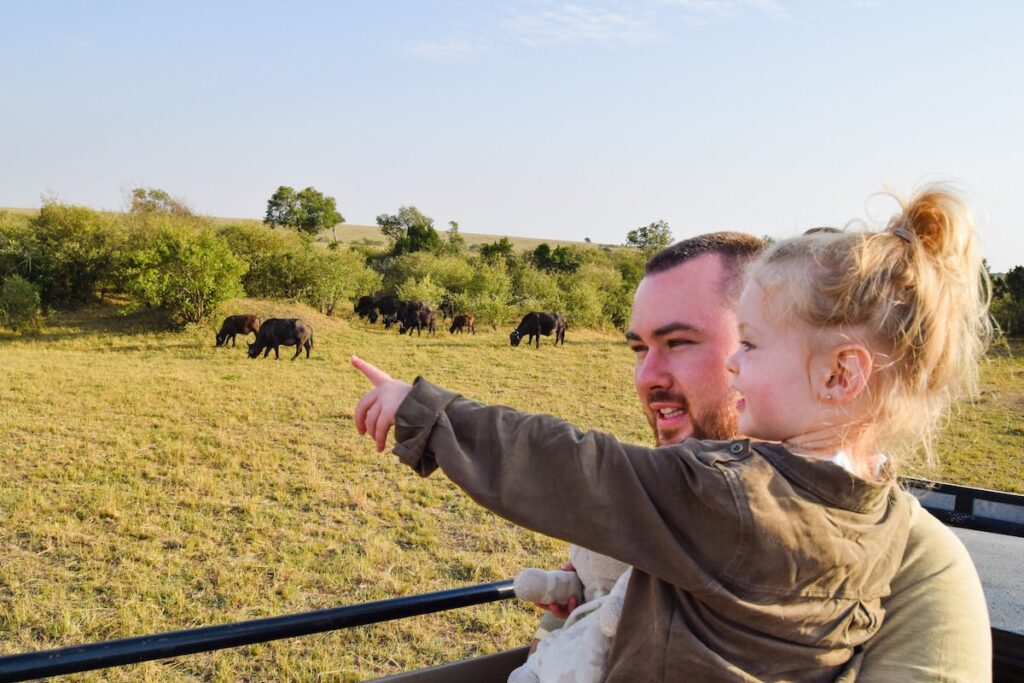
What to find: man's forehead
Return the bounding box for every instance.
[629,257,737,337]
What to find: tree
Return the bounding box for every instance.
[264,186,343,235]
[375,206,443,255]
[294,186,343,235]
[445,220,466,254]
[479,237,517,266]
[1006,265,1024,300]
[531,243,581,273]
[130,188,192,217]
[625,220,672,255]
[264,186,299,227]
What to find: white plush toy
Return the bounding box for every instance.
[509,545,631,683]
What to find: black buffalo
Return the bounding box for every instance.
[248,318,314,360]
[355,295,378,322]
[510,312,566,348]
[375,295,401,323]
[449,314,475,335]
[216,314,261,347]
[399,307,436,336]
[439,293,456,321]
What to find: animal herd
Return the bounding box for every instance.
[215,315,313,360]
[355,293,568,347]
[214,296,567,361]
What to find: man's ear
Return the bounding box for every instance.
[820,345,873,404]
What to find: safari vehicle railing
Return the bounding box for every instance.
[0,478,1020,682]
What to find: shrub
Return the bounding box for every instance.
[513,265,563,312]
[25,201,120,306]
[397,274,445,307]
[0,275,43,332]
[217,222,306,298]
[118,223,246,325]
[296,247,382,316]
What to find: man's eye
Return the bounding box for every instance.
[667,339,694,348]
[629,345,647,355]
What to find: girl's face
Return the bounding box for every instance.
[725,283,823,442]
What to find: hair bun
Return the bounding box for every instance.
[893,187,971,261]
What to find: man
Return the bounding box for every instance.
[533,232,990,681]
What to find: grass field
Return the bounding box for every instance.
[0,301,1021,681]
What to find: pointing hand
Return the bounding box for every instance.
[352,356,413,452]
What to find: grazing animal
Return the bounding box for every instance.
[375,295,401,324]
[382,312,399,330]
[439,293,456,321]
[215,314,261,347]
[355,295,378,322]
[399,307,436,336]
[449,314,475,335]
[247,318,313,360]
[510,312,567,348]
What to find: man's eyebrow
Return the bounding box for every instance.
[625,322,700,342]
[652,322,699,336]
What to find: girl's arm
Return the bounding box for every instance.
[352,356,740,588]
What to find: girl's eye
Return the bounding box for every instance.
[741,340,754,350]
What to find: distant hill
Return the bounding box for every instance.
[2,207,611,252]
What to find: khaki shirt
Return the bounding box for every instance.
[395,379,913,682]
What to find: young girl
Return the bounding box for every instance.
[351,186,990,682]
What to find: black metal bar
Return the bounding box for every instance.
[903,477,1024,507]
[0,580,516,682]
[902,477,1024,537]
[923,508,1024,538]
[994,628,1024,683]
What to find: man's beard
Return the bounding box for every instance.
[647,390,739,446]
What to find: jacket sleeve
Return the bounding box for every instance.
[393,378,742,590]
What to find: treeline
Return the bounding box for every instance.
[991,264,1024,337]
[0,200,648,333]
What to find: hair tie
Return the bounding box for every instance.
[891,226,914,244]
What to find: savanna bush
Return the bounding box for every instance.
[117,221,246,325]
[0,212,32,280]
[24,202,121,306]
[0,275,43,332]
[380,253,475,296]
[513,265,563,312]
[217,222,306,298]
[397,274,445,307]
[294,246,382,315]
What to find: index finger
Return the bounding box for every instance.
[350,355,392,386]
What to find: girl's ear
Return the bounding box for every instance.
[821,345,873,404]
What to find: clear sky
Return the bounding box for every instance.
[3,1,1022,270]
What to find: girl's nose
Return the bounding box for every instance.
[725,349,740,375]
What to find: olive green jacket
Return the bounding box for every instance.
[394,379,912,682]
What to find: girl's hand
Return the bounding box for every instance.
[351,355,413,452]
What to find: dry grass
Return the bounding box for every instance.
[0,301,1020,681]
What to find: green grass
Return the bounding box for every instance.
[0,302,1020,681]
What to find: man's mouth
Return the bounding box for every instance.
[650,402,687,426]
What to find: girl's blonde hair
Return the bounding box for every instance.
[748,185,992,471]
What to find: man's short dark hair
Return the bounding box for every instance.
[644,231,765,301]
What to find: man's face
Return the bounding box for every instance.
[626,254,741,445]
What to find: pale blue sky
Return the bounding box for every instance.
[2,1,1022,270]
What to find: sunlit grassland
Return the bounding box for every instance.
[0,302,1020,681]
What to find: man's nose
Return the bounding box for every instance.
[636,348,671,388]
